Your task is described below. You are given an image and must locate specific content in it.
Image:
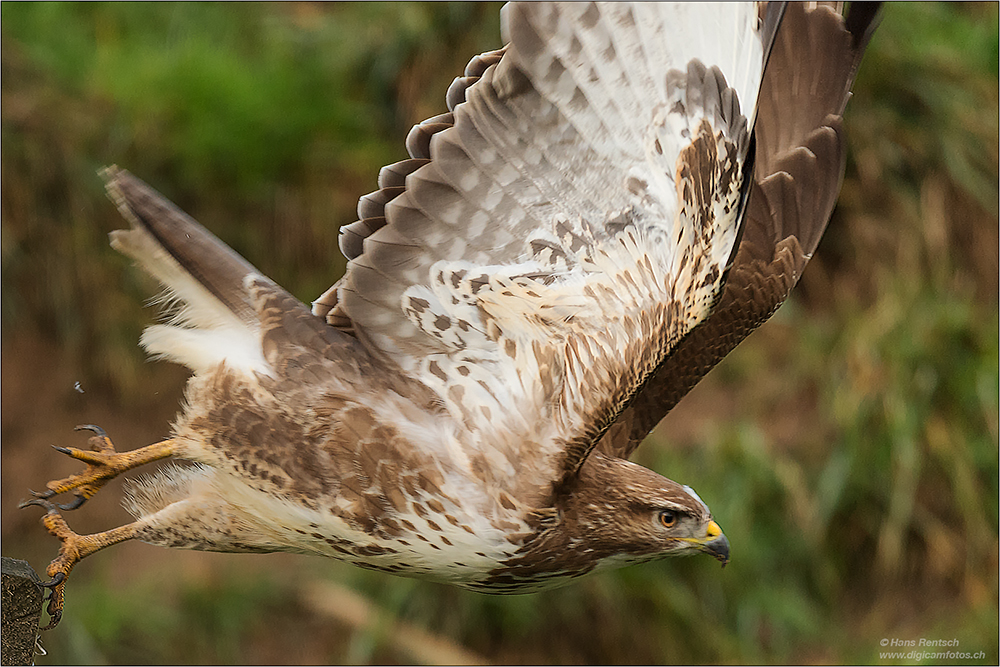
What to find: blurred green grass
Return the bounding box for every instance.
[1,2,996,665]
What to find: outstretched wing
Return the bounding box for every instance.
[597,2,883,460]
[313,2,781,491]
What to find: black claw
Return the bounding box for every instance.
[74,424,107,438]
[18,497,57,512]
[40,605,63,631]
[40,584,65,630]
[28,488,54,499]
[52,445,72,455]
[56,496,87,511]
[38,572,65,589]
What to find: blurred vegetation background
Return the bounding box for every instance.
[2,2,996,664]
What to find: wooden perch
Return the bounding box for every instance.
[2,558,43,666]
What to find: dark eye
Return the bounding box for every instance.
[659,510,677,528]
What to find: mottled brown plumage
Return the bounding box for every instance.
[22,2,878,630]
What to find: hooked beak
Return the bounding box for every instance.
[687,520,730,567]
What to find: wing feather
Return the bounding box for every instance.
[598,2,882,459]
[316,2,779,492]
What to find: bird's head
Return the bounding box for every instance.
[558,451,729,569]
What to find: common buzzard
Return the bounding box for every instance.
[22,1,879,629]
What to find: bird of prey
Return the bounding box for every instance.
[22,1,879,629]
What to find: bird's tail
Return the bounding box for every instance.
[104,166,270,375]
